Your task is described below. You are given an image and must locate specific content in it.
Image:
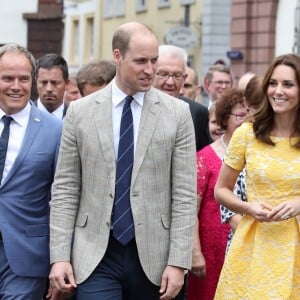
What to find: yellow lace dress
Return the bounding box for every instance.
[214,123,300,300]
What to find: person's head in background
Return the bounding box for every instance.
[179,66,201,100]
[64,72,82,105]
[152,45,187,98]
[244,75,263,117]
[238,72,255,91]
[35,53,69,113]
[208,102,223,141]
[204,64,234,104]
[215,88,248,141]
[77,59,116,96]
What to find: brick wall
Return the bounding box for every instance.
[230,0,278,79]
[23,0,64,99]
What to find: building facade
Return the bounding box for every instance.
[63,0,203,73]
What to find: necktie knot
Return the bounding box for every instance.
[123,95,133,110]
[2,115,13,128]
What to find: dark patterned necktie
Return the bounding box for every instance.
[112,96,135,245]
[0,116,13,183]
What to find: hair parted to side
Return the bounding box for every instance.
[35,53,69,82]
[205,64,233,84]
[112,22,155,57]
[215,88,245,131]
[0,43,36,78]
[77,60,116,95]
[253,53,300,148]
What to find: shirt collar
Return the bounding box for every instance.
[37,98,64,119]
[112,79,145,108]
[0,102,31,127]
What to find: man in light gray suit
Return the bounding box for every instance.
[48,22,196,300]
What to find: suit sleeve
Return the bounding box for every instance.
[50,104,82,263]
[168,104,197,269]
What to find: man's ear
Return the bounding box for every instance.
[203,76,210,93]
[113,49,121,66]
[195,84,201,96]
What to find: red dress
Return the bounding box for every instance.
[187,146,230,300]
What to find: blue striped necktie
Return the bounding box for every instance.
[0,116,13,183]
[112,96,135,245]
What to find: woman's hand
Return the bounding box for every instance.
[267,198,300,221]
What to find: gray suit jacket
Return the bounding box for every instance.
[50,84,197,285]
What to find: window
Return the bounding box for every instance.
[71,19,80,64]
[136,0,147,12]
[114,0,125,17]
[103,0,125,18]
[103,0,113,18]
[180,0,195,4]
[158,0,170,8]
[86,16,94,60]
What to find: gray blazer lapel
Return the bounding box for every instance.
[131,88,160,184]
[2,105,42,185]
[93,87,116,171]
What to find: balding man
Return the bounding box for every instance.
[49,22,196,300]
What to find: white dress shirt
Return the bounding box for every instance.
[0,103,31,183]
[37,98,64,119]
[111,80,144,158]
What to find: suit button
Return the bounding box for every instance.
[109,193,114,198]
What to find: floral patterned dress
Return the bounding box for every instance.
[187,146,230,300]
[215,122,300,299]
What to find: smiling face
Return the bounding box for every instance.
[0,52,32,115]
[267,64,299,117]
[207,71,232,102]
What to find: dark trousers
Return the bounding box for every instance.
[0,241,47,300]
[76,234,184,300]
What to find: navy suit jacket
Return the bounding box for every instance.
[0,103,62,277]
[179,96,212,151]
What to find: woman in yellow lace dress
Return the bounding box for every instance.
[214,53,300,300]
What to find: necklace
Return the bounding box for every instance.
[220,134,228,150]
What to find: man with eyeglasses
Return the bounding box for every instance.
[152,45,211,151]
[203,64,234,108]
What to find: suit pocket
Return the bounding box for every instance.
[161,214,171,229]
[25,223,49,237]
[75,211,88,227]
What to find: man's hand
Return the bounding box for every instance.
[47,261,77,300]
[159,265,184,300]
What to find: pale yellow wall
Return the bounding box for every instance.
[99,1,203,75]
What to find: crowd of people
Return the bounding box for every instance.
[0,20,299,300]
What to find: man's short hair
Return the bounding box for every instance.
[35,53,69,82]
[77,60,116,95]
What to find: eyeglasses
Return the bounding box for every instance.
[211,80,232,86]
[230,113,248,121]
[156,71,186,81]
